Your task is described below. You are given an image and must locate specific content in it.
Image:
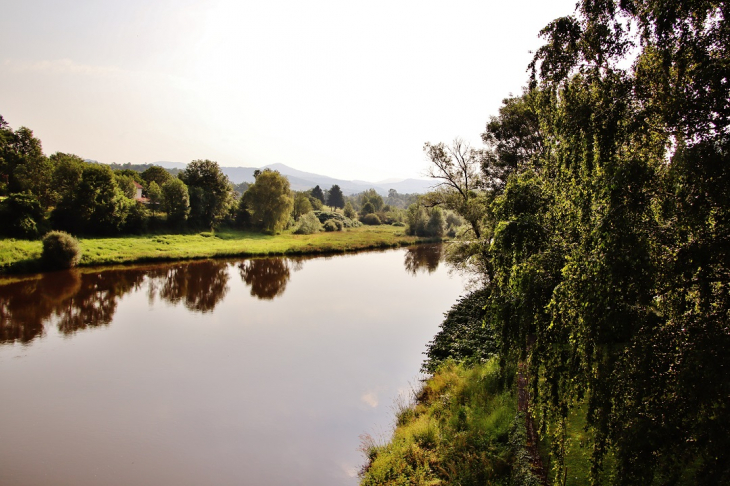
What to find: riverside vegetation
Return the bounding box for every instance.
[0,122,460,273]
[361,1,729,485]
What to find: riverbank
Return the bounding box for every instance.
[0,225,441,275]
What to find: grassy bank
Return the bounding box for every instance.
[360,359,518,486]
[0,225,440,275]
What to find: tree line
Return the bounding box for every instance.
[422,1,730,484]
[0,124,442,238]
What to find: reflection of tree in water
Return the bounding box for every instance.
[0,269,146,344]
[403,245,443,275]
[0,261,233,346]
[156,261,230,313]
[56,270,146,335]
[238,258,297,300]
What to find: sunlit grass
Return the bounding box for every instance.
[0,225,439,274]
[359,359,516,485]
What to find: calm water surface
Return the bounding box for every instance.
[0,245,465,486]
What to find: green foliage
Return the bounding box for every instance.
[327,184,345,209]
[312,210,360,228]
[292,191,313,220]
[293,212,322,234]
[310,185,325,203]
[0,193,47,239]
[180,159,233,229]
[141,165,172,187]
[50,153,84,203]
[361,201,375,215]
[323,219,342,232]
[114,173,137,199]
[146,181,162,209]
[52,163,131,235]
[243,169,294,233]
[423,288,496,373]
[161,178,190,225]
[438,3,730,484]
[41,230,81,269]
[344,201,356,218]
[361,213,381,225]
[405,205,444,237]
[360,359,515,486]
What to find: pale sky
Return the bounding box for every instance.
[1,0,577,182]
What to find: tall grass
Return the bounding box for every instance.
[360,359,516,486]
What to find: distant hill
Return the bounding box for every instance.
[135,161,436,195]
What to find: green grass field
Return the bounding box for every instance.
[0,225,440,274]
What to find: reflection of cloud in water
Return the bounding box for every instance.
[403,245,443,275]
[361,392,379,408]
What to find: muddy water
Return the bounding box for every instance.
[0,245,464,486]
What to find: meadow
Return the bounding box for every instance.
[0,225,440,275]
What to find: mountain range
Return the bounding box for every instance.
[150,161,435,196]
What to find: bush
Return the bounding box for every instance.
[361,213,381,225]
[323,219,342,232]
[0,193,47,239]
[313,210,360,228]
[294,212,322,234]
[392,221,405,227]
[42,231,82,269]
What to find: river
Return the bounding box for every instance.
[0,245,465,486]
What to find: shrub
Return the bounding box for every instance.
[392,221,405,227]
[42,231,82,269]
[0,193,47,239]
[361,213,381,225]
[294,211,322,234]
[323,219,341,232]
[313,210,360,228]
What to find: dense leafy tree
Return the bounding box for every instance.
[146,181,162,209]
[327,184,345,209]
[439,2,730,483]
[343,201,356,219]
[310,185,325,204]
[0,193,47,238]
[179,159,233,229]
[50,153,85,203]
[243,169,294,233]
[292,191,312,220]
[52,163,131,234]
[141,165,172,188]
[161,178,190,224]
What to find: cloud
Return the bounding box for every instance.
[361,391,378,408]
[4,58,125,77]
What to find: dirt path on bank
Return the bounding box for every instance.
[518,363,548,485]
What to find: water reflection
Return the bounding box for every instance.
[403,244,443,275]
[0,246,444,345]
[238,258,304,300]
[1,269,146,344]
[148,261,230,313]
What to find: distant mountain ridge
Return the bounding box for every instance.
[150,161,434,195]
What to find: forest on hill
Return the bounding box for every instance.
[361,1,730,484]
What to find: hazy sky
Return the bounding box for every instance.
[1,0,577,182]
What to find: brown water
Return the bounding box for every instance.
[0,245,463,486]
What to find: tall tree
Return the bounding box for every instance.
[310,185,325,204]
[242,169,294,233]
[161,178,190,224]
[423,139,487,239]
[327,184,345,209]
[179,159,233,229]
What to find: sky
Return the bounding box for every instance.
[1,0,578,182]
